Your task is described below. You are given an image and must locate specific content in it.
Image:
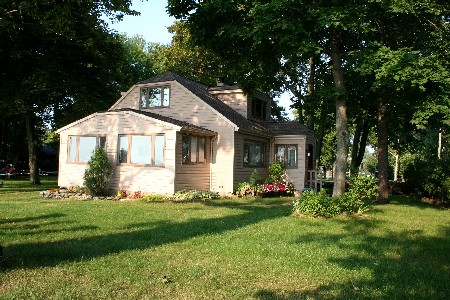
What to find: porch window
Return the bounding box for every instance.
[140,86,170,108]
[68,136,106,163]
[275,144,298,168]
[182,135,206,164]
[243,140,266,167]
[118,134,165,166]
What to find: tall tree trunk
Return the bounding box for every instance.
[357,122,369,167]
[350,119,370,175]
[438,128,442,160]
[25,112,40,185]
[350,120,363,176]
[376,99,389,203]
[306,55,315,130]
[330,36,348,197]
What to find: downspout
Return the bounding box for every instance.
[210,134,218,191]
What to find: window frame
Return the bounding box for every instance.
[118,134,165,167]
[140,86,170,109]
[182,135,206,164]
[251,98,267,120]
[275,144,298,169]
[243,140,266,168]
[67,135,106,164]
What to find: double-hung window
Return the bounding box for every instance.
[275,144,298,168]
[140,86,170,108]
[68,136,106,163]
[182,135,206,164]
[243,140,266,167]
[118,134,165,166]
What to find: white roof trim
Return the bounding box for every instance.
[109,79,239,131]
[109,85,135,110]
[56,110,182,134]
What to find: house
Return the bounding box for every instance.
[56,72,315,195]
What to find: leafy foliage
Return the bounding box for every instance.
[293,176,377,218]
[404,156,450,203]
[170,190,220,202]
[83,147,114,196]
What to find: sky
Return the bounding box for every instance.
[107,0,294,119]
[108,0,174,44]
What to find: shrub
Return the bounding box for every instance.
[141,194,168,202]
[404,156,450,203]
[236,170,263,197]
[293,190,340,218]
[293,176,376,218]
[170,190,220,202]
[83,147,114,196]
[267,161,284,183]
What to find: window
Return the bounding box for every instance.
[243,140,266,167]
[118,134,165,166]
[68,136,106,163]
[140,86,170,108]
[251,98,267,120]
[276,145,298,168]
[182,135,206,164]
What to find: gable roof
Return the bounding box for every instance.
[110,108,217,136]
[121,71,312,138]
[138,72,270,136]
[56,108,216,137]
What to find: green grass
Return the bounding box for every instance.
[1,179,449,299]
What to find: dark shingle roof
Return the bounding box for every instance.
[139,72,270,136]
[138,72,311,138]
[265,121,313,136]
[109,108,216,136]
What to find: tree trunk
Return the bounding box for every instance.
[306,55,315,131]
[350,119,370,176]
[350,120,363,176]
[375,99,389,203]
[357,122,369,168]
[393,151,399,182]
[330,36,348,197]
[25,112,40,185]
[438,128,442,160]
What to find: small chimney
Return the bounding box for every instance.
[216,74,226,87]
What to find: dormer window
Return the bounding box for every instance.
[251,98,267,120]
[140,86,170,108]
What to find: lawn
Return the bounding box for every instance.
[1,178,450,299]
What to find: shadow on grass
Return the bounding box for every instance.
[255,218,450,299]
[388,195,448,210]
[3,204,291,270]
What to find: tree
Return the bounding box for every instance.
[83,147,114,196]
[0,0,138,184]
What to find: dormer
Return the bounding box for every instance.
[208,86,272,122]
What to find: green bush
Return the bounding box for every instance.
[404,156,450,203]
[267,161,284,183]
[236,170,263,197]
[293,176,377,217]
[83,147,114,196]
[170,190,220,202]
[140,194,168,202]
[293,190,340,218]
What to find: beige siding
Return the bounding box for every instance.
[272,136,307,191]
[233,133,270,191]
[209,89,248,118]
[110,81,237,194]
[58,111,178,195]
[174,133,211,191]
